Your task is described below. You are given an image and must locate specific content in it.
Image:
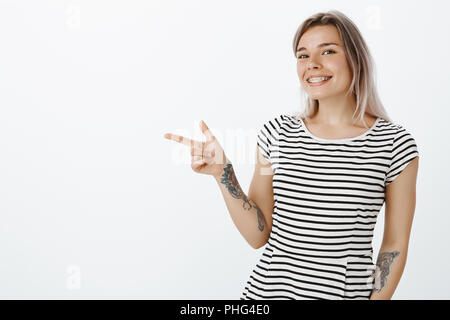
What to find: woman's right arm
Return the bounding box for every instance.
[164,120,274,249]
[213,146,274,249]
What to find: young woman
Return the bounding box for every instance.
[164,10,419,300]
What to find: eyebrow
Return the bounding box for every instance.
[296,42,340,53]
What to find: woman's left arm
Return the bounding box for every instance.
[370,156,419,300]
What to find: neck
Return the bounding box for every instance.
[311,93,359,126]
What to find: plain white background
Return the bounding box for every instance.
[0,0,448,299]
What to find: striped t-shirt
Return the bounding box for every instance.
[240,113,419,300]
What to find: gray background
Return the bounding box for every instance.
[0,0,448,299]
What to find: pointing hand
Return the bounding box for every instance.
[164,120,229,177]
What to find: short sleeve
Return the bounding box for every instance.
[385,126,419,185]
[256,114,284,162]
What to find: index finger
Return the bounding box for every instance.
[164,133,200,148]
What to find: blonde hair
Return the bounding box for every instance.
[291,10,392,128]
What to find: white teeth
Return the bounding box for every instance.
[308,76,330,83]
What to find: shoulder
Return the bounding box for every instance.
[260,113,300,128]
[377,118,418,142]
[384,119,420,181]
[376,118,398,133]
[258,113,299,133]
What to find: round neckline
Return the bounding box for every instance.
[298,117,380,143]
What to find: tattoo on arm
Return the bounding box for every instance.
[219,162,265,232]
[372,250,400,293]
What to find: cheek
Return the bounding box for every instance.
[327,59,352,85]
[297,63,306,77]
[333,57,352,77]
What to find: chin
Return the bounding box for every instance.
[307,92,332,100]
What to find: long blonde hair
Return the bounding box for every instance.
[292,10,392,128]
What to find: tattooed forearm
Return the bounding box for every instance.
[220,163,247,201]
[372,251,400,293]
[219,162,265,232]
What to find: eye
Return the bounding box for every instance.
[297,49,336,59]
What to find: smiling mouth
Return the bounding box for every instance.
[307,76,332,86]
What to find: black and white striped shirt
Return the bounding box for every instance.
[240,113,419,300]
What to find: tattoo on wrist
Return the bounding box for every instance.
[219,162,265,232]
[372,250,400,293]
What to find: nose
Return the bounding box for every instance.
[306,59,321,70]
[305,52,322,69]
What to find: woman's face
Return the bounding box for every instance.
[296,25,353,101]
